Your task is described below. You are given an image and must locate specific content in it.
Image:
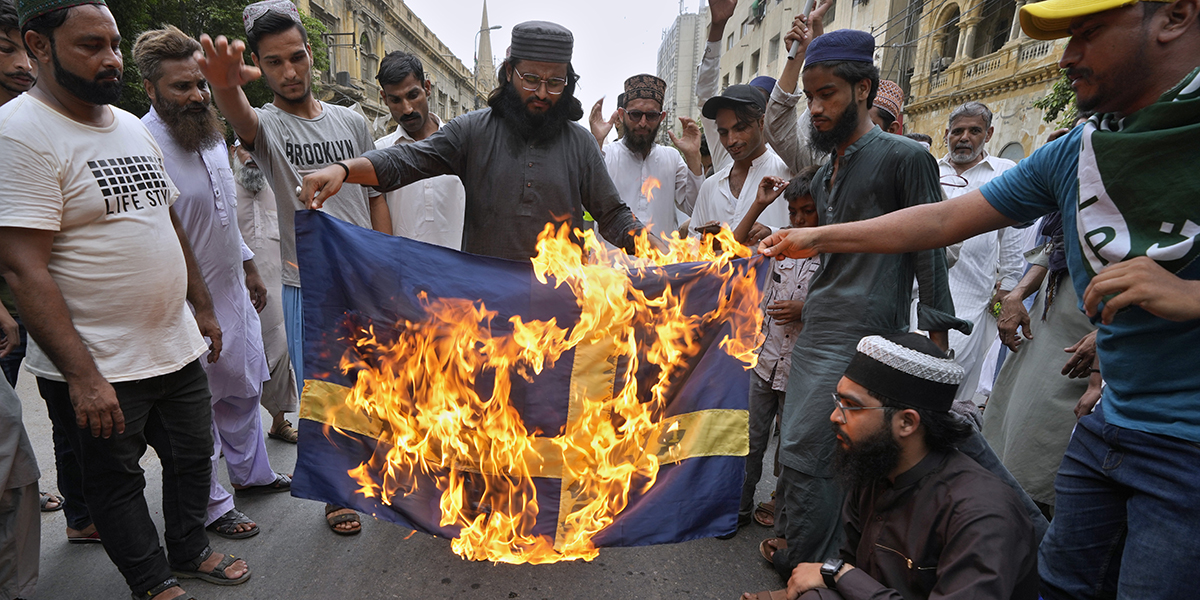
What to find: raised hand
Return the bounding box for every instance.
[755,176,788,206]
[589,97,618,147]
[709,0,738,25]
[196,34,261,90]
[668,117,701,157]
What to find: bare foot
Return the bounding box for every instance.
[199,551,249,580]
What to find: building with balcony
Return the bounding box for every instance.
[905,0,1065,159]
[657,6,707,144]
[295,0,489,136]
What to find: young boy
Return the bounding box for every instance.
[732,166,820,534]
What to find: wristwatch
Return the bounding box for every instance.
[821,558,845,589]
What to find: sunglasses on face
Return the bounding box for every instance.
[623,109,664,123]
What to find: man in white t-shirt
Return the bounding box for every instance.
[0,4,248,599]
[373,51,465,249]
[589,74,703,239]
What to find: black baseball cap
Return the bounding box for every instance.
[702,84,767,119]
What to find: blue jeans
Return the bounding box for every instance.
[38,361,215,597]
[1040,404,1200,599]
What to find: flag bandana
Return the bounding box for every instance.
[1076,67,1200,278]
[290,211,764,562]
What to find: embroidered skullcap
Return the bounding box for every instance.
[749,76,777,98]
[16,0,104,28]
[843,333,964,412]
[804,29,874,68]
[509,20,573,64]
[624,74,665,105]
[244,0,302,35]
[617,92,627,109]
[874,79,904,122]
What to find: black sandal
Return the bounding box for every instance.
[324,503,362,536]
[206,508,259,539]
[171,546,251,586]
[134,577,195,599]
[233,472,291,497]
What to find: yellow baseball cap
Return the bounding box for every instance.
[1020,0,1172,40]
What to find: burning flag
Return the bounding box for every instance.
[291,211,765,563]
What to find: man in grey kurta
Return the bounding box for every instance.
[357,21,648,261]
[767,30,971,577]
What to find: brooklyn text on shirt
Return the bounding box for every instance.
[284,138,356,168]
[88,156,172,216]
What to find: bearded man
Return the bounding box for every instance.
[763,29,970,577]
[744,334,1038,600]
[589,74,703,238]
[299,20,661,260]
[135,25,292,543]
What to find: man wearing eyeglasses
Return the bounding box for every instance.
[588,74,704,239]
[743,333,1038,600]
[300,21,661,260]
[935,102,1024,407]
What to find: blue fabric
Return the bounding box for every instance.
[804,29,874,67]
[290,210,763,548]
[980,126,1200,443]
[1039,404,1200,599]
[282,283,304,398]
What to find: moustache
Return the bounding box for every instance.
[400,113,421,121]
[95,69,122,83]
[1066,67,1091,81]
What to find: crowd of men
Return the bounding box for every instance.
[0,0,1196,598]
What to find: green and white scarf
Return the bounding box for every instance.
[1076,67,1200,279]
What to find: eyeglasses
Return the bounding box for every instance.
[512,69,568,95]
[832,393,889,423]
[939,174,969,188]
[624,109,664,123]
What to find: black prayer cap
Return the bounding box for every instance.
[843,333,964,412]
[509,20,573,64]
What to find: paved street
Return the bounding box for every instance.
[13,372,785,599]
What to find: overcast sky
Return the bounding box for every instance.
[402,0,707,123]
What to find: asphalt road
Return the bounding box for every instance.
[14,371,785,600]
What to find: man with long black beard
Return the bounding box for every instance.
[759,29,970,578]
[589,74,703,239]
[299,20,662,260]
[136,25,293,544]
[744,333,1038,600]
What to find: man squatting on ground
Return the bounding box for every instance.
[0,2,250,599]
[760,0,1200,596]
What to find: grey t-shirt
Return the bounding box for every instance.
[247,102,378,286]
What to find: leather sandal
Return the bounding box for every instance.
[206,508,259,540]
[760,537,786,564]
[325,503,362,536]
[171,546,251,586]
[753,500,775,528]
[268,419,299,443]
[233,472,291,497]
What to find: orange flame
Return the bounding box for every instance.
[640,177,662,205]
[336,224,763,563]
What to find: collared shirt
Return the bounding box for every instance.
[835,450,1039,600]
[690,148,792,234]
[145,109,269,400]
[754,255,821,390]
[375,114,466,250]
[602,140,702,238]
[936,153,1023,401]
[363,109,645,261]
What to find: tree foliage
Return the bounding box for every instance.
[1033,70,1078,129]
[110,1,328,117]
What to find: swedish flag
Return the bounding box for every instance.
[291,211,762,552]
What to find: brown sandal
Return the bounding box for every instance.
[760,537,786,564]
[325,504,361,536]
[268,419,299,443]
[753,500,775,528]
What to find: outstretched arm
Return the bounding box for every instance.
[760,190,1017,259]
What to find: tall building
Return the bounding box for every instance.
[656,4,706,144]
[709,0,1063,161]
[474,0,497,105]
[295,0,489,136]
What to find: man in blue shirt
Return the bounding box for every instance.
[759,0,1200,597]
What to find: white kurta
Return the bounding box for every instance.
[143,109,276,524]
[939,153,1023,402]
[690,148,792,234]
[601,140,701,238]
[375,115,466,250]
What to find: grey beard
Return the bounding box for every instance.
[154,98,225,154]
[233,160,267,194]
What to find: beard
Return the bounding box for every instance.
[232,156,267,194]
[623,122,660,156]
[52,45,121,105]
[949,143,983,164]
[491,82,576,145]
[832,421,901,491]
[809,99,861,155]
[154,94,225,154]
